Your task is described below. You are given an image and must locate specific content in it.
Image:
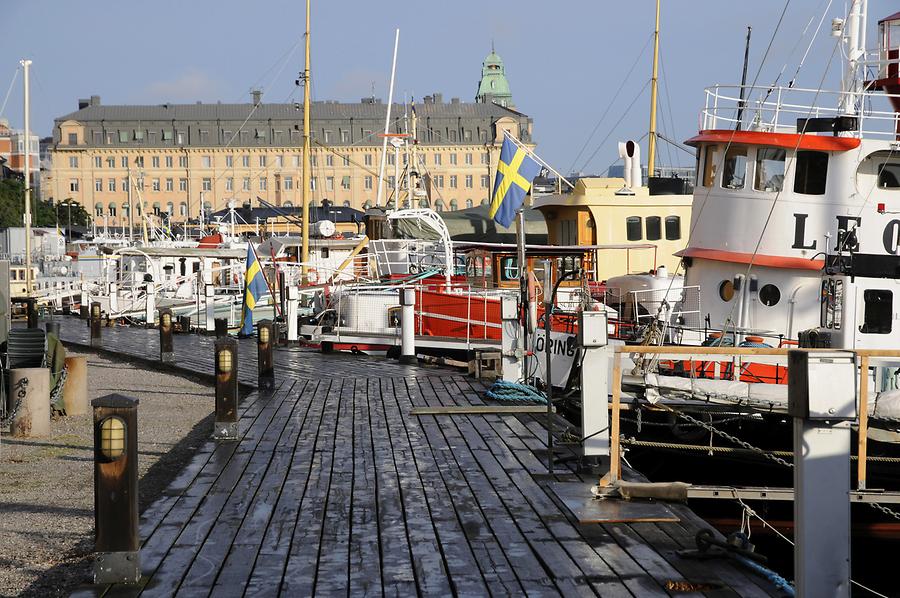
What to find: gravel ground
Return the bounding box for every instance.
[0,352,216,598]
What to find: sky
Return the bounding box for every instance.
[0,0,893,175]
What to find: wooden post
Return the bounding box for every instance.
[8,367,50,437]
[92,394,140,584]
[257,319,275,389]
[214,337,239,440]
[858,355,870,490]
[598,354,622,487]
[158,308,174,362]
[62,356,89,416]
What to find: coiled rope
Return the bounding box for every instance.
[485,380,547,405]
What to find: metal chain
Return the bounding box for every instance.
[657,403,795,469]
[1,376,29,426]
[867,501,900,522]
[49,366,68,410]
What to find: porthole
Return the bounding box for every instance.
[759,284,780,306]
[718,280,735,302]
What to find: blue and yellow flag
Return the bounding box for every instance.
[489,135,541,228]
[240,245,268,335]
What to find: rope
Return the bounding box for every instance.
[485,380,547,405]
[732,554,795,596]
[621,437,900,463]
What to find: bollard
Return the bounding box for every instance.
[398,287,416,365]
[158,308,174,362]
[80,305,89,320]
[62,356,89,416]
[92,394,140,584]
[214,317,228,338]
[177,315,191,334]
[257,320,275,389]
[286,286,299,342]
[25,299,37,329]
[213,337,239,440]
[109,283,119,314]
[204,285,216,333]
[90,302,102,347]
[500,295,522,381]
[144,284,156,326]
[45,320,60,339]
[8,368,50,437]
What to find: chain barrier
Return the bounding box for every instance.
[49,366,68,412]
[1,376,29,426]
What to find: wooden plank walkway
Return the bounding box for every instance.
[56,317,781,597]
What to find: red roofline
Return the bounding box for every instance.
[685,129,861,152]
[676,247,824,271]
[879,11,900,23]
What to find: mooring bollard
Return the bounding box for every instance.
[45,320,60,339]
[204,285,216,333]
[399,287,416,365]
[177,314,191,334]
[286,285,299,342]
[213,337,239,440]
[8,368,50,437]
[109,282,119,313]
[214,317,228,338]
[92,394,140,584]
[62,355,89,416]
[158,308,174,362]
[257,319,275,389]
[90,302,102,347]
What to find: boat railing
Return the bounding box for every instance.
[368,238,454,279]
[701,84,900,140]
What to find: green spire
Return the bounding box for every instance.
[476,46,514,109]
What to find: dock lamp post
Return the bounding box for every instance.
[158,308,174,362]
[213,337,239,440]
[92,394,140,584]
[257,319,275,389]
[90,302,102,347]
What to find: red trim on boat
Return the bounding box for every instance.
[685,129,861,152]
[676,247,824,270]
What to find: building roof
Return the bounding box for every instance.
[209,204,364,224]
[476,48,514,109]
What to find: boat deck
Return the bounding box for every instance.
[55,318,781,597]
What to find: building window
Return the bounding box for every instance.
[324,130,332,143]
[94,202,103,216]
[310,155,317,167]
[165,178,173,192]
[242,155,250,168]
[259,177,268,190]
[180,202,188,216]
[284,176,293,190]
[179,178,188,191]
[434,154,442,166]
[108,203,117,216]
[341,176,351,190]
[449,153,457,165]
[754,147,786,192]
[275,155,283,168]
[202,156,212,168]
[94,179,102,192]
[722,147,748,190]
[310,177,316,190]
[466,199,474,209]
[179,156,188,168]
[199,130,209,143]
[122,178,129,192]
[121,156,128,168]
[200,178,211,191]
[326,154,334,167]
[162,130,173,141]
[343,155,350,167]
[135,156,144,167]
[434,199,444,212]
[481,153,489,165]
[646,216,662,240]
[343,200,351,207]
[134,130,144,141]
[626,216,642,241]
[118,130,129,143]
[165,156,173,168]
[449,199,458,211]
[388,175,395,189]
[94,156,102,168]
[68,133,78,145]
[365,176,373,190]
[435,175,444,188]
[340,129,350,143]
[243,177,251,191]
[152,178,160,192]
[69,156,79,168]
[255,128,266,140]
[225,178,234,192]
[465,153,473,165]
[450,175,458,189]
[481,175,490,188]
[665,216,681,240]
[108,178,116,192]
[326,177,334,191]
[151,156,160,168]
[226,155,234,167]
[794,151,828,195]
[364,154,373,166]
[465,175,473,188]
[106,157,114,168]
[257,155,265,167]
[69,179,79,192]
[292,155,300,167]
[166,201,174,215]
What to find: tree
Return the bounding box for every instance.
[0,179,90,229]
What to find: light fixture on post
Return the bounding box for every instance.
[257,319,275,389]
[158,307,174,362]
[91,394,140,584]
[90,301,102,346]
[213,336,239,440]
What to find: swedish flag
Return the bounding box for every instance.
[489,135,541,228]
[240,245,268,335]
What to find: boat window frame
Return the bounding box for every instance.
[701,144,720,188]
[646,216,662,241]
[794,150,829,195]
[721,146,749,190]
[753,147,787,193]
[860,289,893,334]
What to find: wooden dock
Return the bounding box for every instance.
[56,318,781,597]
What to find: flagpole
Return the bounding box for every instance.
[516,207,529,382]
[250,242,283,319]
[502,131,575,190]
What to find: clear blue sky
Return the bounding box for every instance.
[1,0,893,174]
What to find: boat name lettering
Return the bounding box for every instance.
[534,334,577,357]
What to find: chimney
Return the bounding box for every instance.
[451,97,460,104]
[423,95,433,104]
[90,95,101,106]
[78,98,90,110]
[433,93,443,104]
[251,89,262,106]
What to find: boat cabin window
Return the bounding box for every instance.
[794,151,828,195]
[560,219,578,245]
[721,147,748,189]
[701,145,719,187]
[646,216,662,241]
[860,289,892,334]
[753,147,786,192]
[556,255,583,277]
[665,215,681,240]
[878,163,900,189]
[498,256,519,281]
[626,216,642,241]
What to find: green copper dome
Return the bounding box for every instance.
[476,47,514,109]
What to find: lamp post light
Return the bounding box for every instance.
[91,394,140,584]
[213,337,239,440]
[90,301,102,346]
[257,319,275,389]
[158,307,174,362]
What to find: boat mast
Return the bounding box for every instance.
[20,59,32,297]
[300,0,312,283]
[375,29,400,208]
[840,0,867,116]
[647,0,661,179]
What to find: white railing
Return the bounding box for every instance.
[700,84,900,140]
